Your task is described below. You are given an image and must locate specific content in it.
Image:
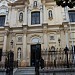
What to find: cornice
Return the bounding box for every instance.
[8,0,29,6]
[8,2,24,6]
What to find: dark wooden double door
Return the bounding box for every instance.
[30,44,41,66]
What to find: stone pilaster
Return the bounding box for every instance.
[3,26,9,52]
[42,0,47,23]
[60,30,65,48]
[23,6,27,25]
[43,23,48,66]
[21,25,28,67]
[2,30,9,62]
[65,27,69,48]
[3,31,8,52]
[42,23,48,49]
[63,22,69,48]
[11,32,16,60]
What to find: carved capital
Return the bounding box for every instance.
[43,29,48,33]
[4,30,9,36]
[10,32,16,36]
[12,32,16,36]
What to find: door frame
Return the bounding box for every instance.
[30,44,41,66]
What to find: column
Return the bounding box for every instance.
[63,23,69,48]
[3,32,7,52]
[64,24,69,48]
[40,9,43,24]
[42,0,47,23]
[43,24,48,49]
[2,31,8,62]
[11,33,16,60]
[65,30,69,48]
[23,6,27,25]
[43,24,48,66]
[22,26,27,66]
[43,32,48,49]
[60,30,66,48]
[43,5,47,23]
[23,33,27,60]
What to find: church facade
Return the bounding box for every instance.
[0,0,75,66]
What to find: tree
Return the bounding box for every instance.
[55,0,75,8]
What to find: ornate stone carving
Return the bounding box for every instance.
[11,32,16,36]
[17,36,22,42]
[4,30,9,36]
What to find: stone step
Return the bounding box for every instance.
[15,70,35,73]
[18,67,35,69]
[14,67,35,75]
[14,73,35,75]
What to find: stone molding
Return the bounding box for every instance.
[11,32,16,36]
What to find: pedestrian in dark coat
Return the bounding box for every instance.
[40,58,44,69]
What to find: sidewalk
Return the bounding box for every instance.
[0,68,17,75]
[40,67,75,75]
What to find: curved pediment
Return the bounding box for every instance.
[0,5,8,9]
[0,1,8,14]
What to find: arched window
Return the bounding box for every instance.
[31,11,40,24]
[48,10,53,19]
[32,38,40,43]
[19,12,23,22]
[17,47,21,61]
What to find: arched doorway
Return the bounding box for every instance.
[30,38,41,66]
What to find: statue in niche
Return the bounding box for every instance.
[48,10,53,19]
[19,12,23,22]
[33,1,37,7]
[17,47,21,61]
[51,46,55,51]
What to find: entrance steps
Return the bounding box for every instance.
[14,67,35,75]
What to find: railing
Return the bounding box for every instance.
[41,50,74,68]
[0,50,74,69]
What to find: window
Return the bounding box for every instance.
[0,15,5,26]
[68,11,75,22]
[32,38,40,43]
[31,11,40,24]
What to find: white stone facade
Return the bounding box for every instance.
[0,0,75,66]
